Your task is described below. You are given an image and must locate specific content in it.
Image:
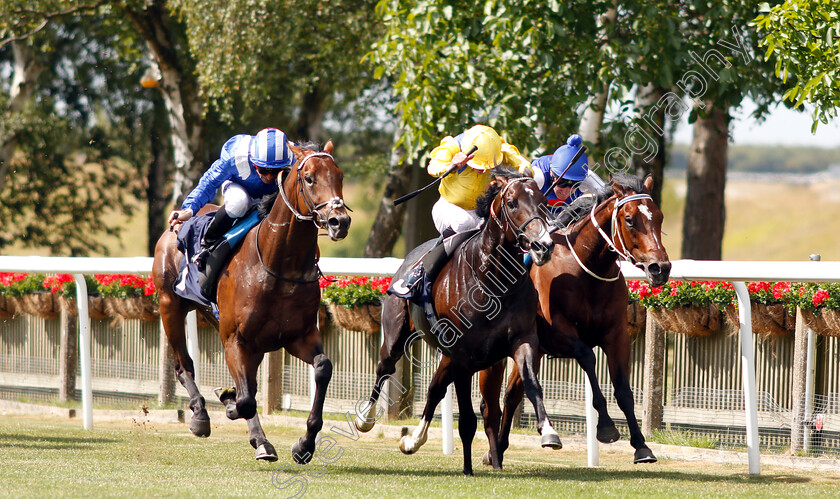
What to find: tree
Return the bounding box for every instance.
[753,0,840,132]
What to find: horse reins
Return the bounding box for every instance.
[565,192,653,282]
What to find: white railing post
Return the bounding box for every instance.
[585,376,599,467]
[72,274,93,430]
[732,281,760,475]
[442,384,454,455]
[186,310,200,388]
[803,325,817,453]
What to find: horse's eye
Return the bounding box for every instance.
[506,199,516,209]
[304,175,314,184]
[625,215,634,227]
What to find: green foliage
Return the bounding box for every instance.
[629,280,736,310]
[0,273,47,297]
[649,429,718,449]
[319,275,391,307]
[753,0,840,132]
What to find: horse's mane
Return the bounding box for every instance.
[474,167,530,220]
[554,173,647,228]
[257,142,324,217]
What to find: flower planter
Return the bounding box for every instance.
[328,303,381,334]
[649,304,722,337]
[104,297,160,322]
[59,296,110,320]
[724,303,795,339]
[0,295,18,319]
[18,293,60,319]
[627,301,646,336]
[801,309,840,338]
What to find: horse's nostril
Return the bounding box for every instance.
[648,263,661,275]
[328,217,340,228]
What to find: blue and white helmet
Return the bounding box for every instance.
[549,134,588,181]
[249,128,295,169]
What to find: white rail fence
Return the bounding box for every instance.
[3,255,840,476]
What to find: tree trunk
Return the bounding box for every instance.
[146,94,170,255]
[682,102,729,260]
[577,1,617,150]
[632,84,667,206]
[364,133,413,257]
[0,40,43,192]
[295,86,325,143]
[125,0,206,208]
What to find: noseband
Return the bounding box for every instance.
[276,152,346,230]
[566,192,653,282]
[491,178,550,251]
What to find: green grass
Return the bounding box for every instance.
[649,429,719,449]
[2,415,839,498]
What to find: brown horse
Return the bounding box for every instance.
[479,173,671,466]
[354,169,558,475]
[152,141,351,463]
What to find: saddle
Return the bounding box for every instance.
[174,207,262,306]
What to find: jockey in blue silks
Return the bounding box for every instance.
[531,134,605,218]
[167,127,296,270]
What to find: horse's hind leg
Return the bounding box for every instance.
[478,361,505,469]
[497,364,526,466]
[287,335,332,465]
[603,338,657,463]
[512,341,562,449]
[574,342,621,444]
[159,297,210,437]
[400,356,454,455]
[454,370,477,476]
[355,294,413,432]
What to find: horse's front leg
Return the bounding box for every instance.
[512,340,562,450]
[573,341,621,443]
[356,295,413,433]
[454,369,478,476]
[287,334,332,465]
[478,360,505,469]
[603,336,657,463]
[400,356,454,455]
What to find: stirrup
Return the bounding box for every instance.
[192,247,211,271]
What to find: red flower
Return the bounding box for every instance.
[0,273,27,287]
[772,282,791,299]
[813,288,830,307]
[43,274,74,294]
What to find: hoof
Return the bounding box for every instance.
[540,432,563,450]
[291,439,314,465]
[399,436,414,455]
[214,386,236,404]
[189,415,211,438]
[597,425,621,444]
[355,416,375,433]
[256,443,278,462]
[634,447,658,464]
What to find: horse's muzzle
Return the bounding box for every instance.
[528,239,554,267]
[640,260,671,287]
[327,213,351,241]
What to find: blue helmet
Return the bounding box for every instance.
[249,128,295,169]
[549,134,588,181]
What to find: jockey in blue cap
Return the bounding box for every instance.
[531,134,605,216]
[167,127,295,270]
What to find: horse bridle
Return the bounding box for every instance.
[276,152,347,230]
[256,151,346,283]
[491,177,550,252]
[565,192,653,282]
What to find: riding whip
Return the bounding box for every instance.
[545,144,588,193]
[393,145,479,206]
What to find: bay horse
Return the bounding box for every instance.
[354,169,557,475]
[152,141,351,463]
[479,173,671,466]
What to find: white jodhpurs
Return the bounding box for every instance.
[432,197,485,253]
[221,181,256,218]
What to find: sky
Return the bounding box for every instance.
[672,101,840,148]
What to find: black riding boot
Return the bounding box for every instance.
[193,207,235,271]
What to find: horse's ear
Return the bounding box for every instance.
[324,140,334,155]
[643,174,654,193]
[489,175,508,191]
[611,178,628,198]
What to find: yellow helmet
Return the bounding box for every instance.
[461,125,503,171]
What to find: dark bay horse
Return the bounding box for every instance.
[152,141,351,463]
[479,173,671,466]
[355,169,557,475]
